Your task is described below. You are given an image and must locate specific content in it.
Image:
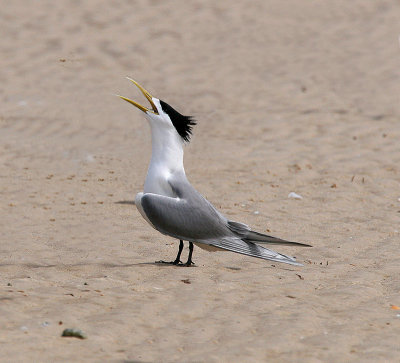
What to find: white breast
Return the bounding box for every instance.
[144,165,175,197]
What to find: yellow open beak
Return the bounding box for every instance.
[117,78,158,114]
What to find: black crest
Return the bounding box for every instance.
[159,100,196,142]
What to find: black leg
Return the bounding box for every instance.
[183,241,195,267]
[172,240,184,265]
[156,239,184,265]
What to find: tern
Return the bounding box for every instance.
[118,79,311,267]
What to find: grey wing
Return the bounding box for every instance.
[140,193,229,242]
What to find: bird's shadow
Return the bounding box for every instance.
[103,261,197,268]
[115,200,136,206]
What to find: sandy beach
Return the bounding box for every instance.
[1,0,400,361]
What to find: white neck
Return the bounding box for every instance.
[144,122,186,195]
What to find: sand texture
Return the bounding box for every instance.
[1,1,400,361]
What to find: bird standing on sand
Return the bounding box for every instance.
[118,79,311,267]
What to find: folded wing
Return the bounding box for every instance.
[140,192,228,241]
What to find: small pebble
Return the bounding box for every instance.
[288,192,303,200]
[61,328,87,339]
[86,155,95,162]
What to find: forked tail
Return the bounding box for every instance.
[228,221,312,247]
[207,237,304,266]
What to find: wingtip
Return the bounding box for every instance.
[292,261,304,267]
[281,257,304,267]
